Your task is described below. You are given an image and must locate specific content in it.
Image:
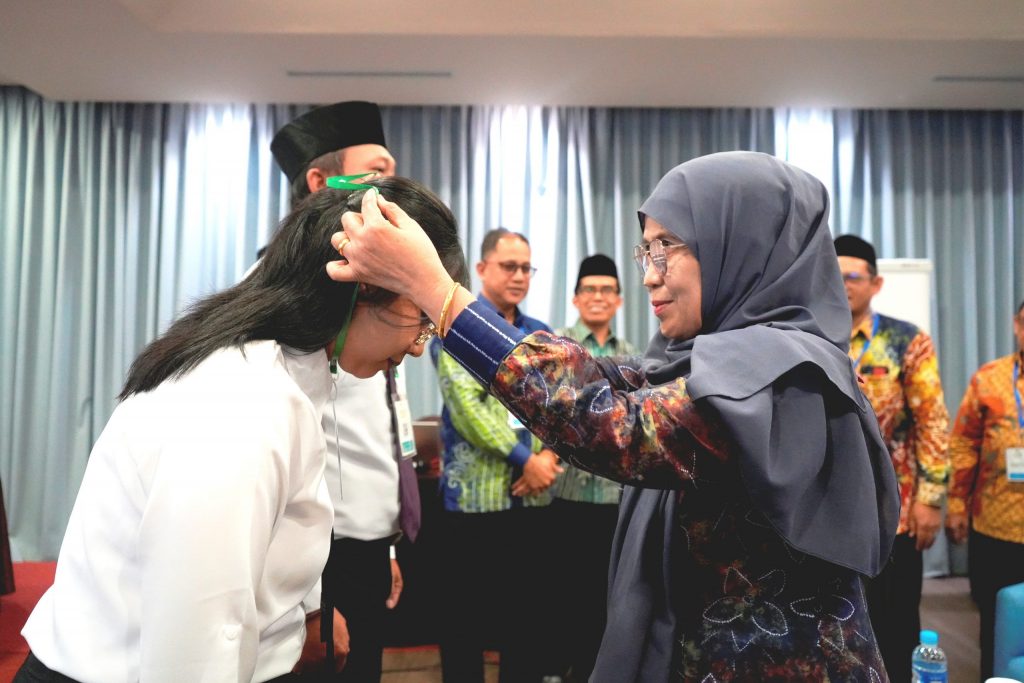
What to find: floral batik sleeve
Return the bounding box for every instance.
[443,300,731,488]
[948,371,984,517]
[495,334,730,488]
[902,332,951,506]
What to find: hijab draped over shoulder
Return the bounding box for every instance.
[595,151,899,681]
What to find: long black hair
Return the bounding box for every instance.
[119,176,468,399]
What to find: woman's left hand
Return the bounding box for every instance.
[327,189,452,316]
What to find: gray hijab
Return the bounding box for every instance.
[593,151,899,681]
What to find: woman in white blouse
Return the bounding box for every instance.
[15,177,468,683]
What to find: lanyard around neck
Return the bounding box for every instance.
[329,288,360,374]
[852,313,880,370]
[1013,359,1024,431]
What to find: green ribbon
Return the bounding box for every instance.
[326,173,373,371]
[325,172,377,191]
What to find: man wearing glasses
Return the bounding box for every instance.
[834,234,950,683]
[550,254,637,682]
[430,228,562,682]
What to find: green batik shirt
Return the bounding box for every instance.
[550,319,638,504]
[431,297,554,513]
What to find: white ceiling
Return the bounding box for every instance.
[2,0,1023,109]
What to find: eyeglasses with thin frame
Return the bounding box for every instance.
[577,285,619,297]
[374,306,436,345]
[841,272,873,284]
[633,239,687,276]
[488,261,538,277]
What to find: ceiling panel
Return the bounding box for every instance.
[2,0,1022,108]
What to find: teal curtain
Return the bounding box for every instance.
[831,110,1024,412]
[3,86,1022,564]
[383,105,775,422]
[828,109,1024,576]
[0,88,307,559]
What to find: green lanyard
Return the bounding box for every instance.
[329,287,359,374]
[324,174,374,371]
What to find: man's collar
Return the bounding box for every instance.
[477,292,522,324]
[851,311,875,340]
[571,318,615,343]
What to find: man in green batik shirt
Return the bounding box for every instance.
[551,254,638,683]
[430,228,562,682]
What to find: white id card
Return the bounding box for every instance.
[1006,447,1024,482]
[508,411,526,431]
[394,398,417,459]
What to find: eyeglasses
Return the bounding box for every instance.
[489,261,537,276]
[414,322,437,346]
[577,285,619,297]
[841,272,872,284]
[633,239,687,276]
[374,306,436,345]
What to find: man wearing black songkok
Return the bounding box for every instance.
[551,254,637,682]
[272,100,394,209]
[835,234,950,683]
[272,102,416,683]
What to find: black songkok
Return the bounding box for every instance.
[270,101,387,183]
[575,254,619,292]
[833,234,877,271]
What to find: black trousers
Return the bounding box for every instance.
[13,651,303,682]
[968,528,1024,681]
[864,532,922,683]
[321,536,394,682]
[549,498,619,682]
[438,507,557,683]
[13,652,81,683]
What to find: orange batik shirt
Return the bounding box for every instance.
[850,313,950,534]
[948,351,1024,544]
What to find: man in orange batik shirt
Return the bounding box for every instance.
[946,299,1024,681]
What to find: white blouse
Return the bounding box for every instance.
[321,369,401,541]
[22,341,334,683]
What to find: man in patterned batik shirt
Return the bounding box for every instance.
[946,299,1024,680]
[429,228,562,683]
[834,235,950,683]
[550,254,637,682]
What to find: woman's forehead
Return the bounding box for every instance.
[642,217,673,241]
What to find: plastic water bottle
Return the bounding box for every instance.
[911,629,948,683]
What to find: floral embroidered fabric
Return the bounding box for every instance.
[494,333,888,682]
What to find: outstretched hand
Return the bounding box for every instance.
[326,188,450,310]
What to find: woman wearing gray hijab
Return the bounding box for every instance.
[328,151,899,682]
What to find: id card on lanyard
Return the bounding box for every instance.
[390,366,417,459]
[1007,360,1024,483]
[508,411,526,431]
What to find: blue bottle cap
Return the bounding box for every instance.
[920,629,939,646]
